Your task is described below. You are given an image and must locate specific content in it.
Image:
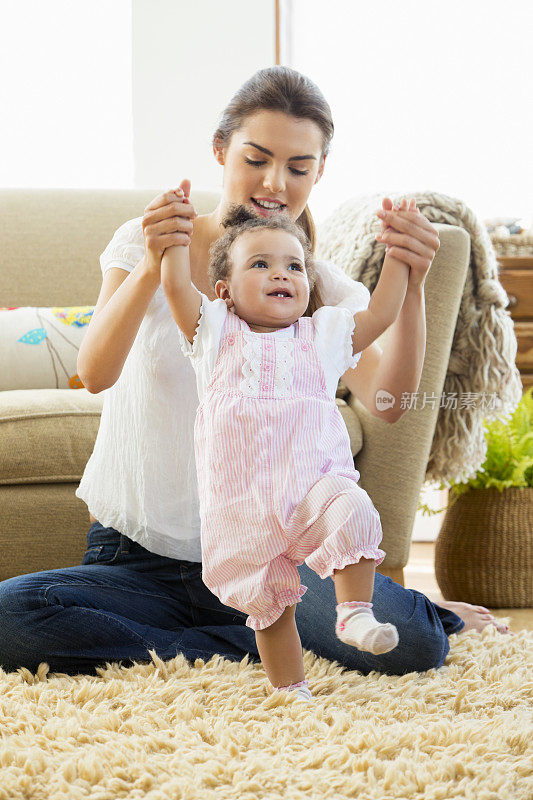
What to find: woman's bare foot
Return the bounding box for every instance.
[437,600,515,635]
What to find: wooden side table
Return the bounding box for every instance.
[497,256,533,391]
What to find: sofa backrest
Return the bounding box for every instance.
[0,188,221,306]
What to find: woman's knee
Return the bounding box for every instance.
[421,631,450,671]
[372,580,451,672]
[0,575,31,616]
[0,575,40,670]
[394,620,451,673]
[0,571,56,641]
[338,632,450,677]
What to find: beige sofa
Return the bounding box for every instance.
[0,189,470,587]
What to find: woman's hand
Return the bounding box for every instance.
[141,179,198,276]
[375,196,440,288]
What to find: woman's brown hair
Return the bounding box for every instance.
[212,66,334,314]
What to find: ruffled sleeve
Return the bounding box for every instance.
[312,305,365,376]
[99,216,146,275]
[175,292,225,358]
[175,294,228,402]
[314,258,371,315]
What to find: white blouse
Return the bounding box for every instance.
[75,216,371,561]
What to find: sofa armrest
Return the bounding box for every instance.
[346,224,471,571]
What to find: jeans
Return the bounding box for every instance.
[0,521,464,677]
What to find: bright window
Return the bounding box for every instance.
[283,0,533,224]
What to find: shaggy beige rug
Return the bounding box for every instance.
[1,625,531,800]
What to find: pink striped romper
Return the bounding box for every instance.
[194,308,386,631]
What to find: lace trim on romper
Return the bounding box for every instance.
[240,333,295,398]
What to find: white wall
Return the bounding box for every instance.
[132,0,276,193]
[286,0,533,225]
[0,0,275,192]
[0,0,133,188]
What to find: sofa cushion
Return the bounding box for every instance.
[0,306,93,390]
[0,390,363,486]
[0,389,103,484]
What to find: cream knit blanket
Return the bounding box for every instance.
[316,191,523,486]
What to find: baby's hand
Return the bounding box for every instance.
[376,197,419,253]
[375,196,440,284]
[169,180,197,248]
[161,180,197,283]
[141,180,197,276]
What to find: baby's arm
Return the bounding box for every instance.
[161,244,201,344]
[351,256,410,354]
[160,193,201,345]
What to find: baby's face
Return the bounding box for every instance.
[215,229,310,333]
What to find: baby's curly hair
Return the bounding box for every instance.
[207,205,325,317]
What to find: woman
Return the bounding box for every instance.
[0,67,508,678]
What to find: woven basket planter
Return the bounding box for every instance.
[490,232,533,258]
[435,487,533,608]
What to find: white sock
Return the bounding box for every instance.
[274,678,313,703]
[335,601,399,655]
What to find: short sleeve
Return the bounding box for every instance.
[100,216,145,276]
[174,293,228,402]
[314,258,371,315]
[312,304,364,376]
[176,288,227,356]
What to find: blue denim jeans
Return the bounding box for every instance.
[0,521,464,677]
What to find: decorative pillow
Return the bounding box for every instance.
[0,306,94,390]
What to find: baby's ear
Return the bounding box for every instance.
[215,279,229,301]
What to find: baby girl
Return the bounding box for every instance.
[161,191,410,703]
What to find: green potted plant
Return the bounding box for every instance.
[419,386,533,608]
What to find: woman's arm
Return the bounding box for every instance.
[342,197,437,422]
[342,281,425,423]
[77,184,196,394]
[77,260,160,394]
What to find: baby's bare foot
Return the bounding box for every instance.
[437,600,515,635]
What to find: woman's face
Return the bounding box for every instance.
[215,228,309,333]
[214,110,326,223]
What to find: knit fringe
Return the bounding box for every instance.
[316,191,523,485]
